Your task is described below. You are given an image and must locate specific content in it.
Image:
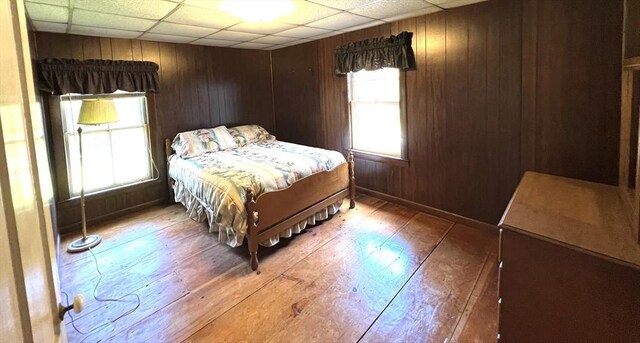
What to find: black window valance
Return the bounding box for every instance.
[37,58,160,95]
[335,31,416,75]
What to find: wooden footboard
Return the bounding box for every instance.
[245,160,353,270]
[165,138,355,271]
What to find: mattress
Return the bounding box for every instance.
[168,140,346,247]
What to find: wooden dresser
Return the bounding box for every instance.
[498,172,640,342]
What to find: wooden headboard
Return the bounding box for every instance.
[164,138,174,159]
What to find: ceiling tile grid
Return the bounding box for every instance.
[25,0,486,50]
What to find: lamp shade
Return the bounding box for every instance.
[77,99,119,125]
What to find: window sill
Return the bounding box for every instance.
[58,178,163,204]
[348,149,409,167]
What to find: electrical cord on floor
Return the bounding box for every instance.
[147,134,161,182]
[61,247,141,342]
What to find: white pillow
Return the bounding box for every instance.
[171,126,238,158]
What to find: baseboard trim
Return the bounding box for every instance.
[59,198,165,235]
[356,186,498,235]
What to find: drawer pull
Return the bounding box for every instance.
[498,298,502,304]
[499,261,503,269]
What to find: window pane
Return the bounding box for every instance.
[349,68,403,158]
[61,92,152,196]
[351,78,399,102]
[350,68,400,102]
[351,103,401,157]
[67,132,116,194]
[351,68,398,82]
[111,128,151,183]
[109,97,146,128]
[60,98,82,133]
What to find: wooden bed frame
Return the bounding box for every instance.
[164,139,356,270]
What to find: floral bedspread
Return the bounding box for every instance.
[168,140,346,247]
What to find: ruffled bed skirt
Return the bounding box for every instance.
[173,180,342,247]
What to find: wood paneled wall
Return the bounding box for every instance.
[272,43,324,147]
[521,0,622,186]
[33,32,275,232]
[271,0,623,225]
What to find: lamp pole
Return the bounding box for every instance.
[78,126,87,241]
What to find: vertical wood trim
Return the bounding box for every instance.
[425,11,446,207]
[0,51,33,343]
[70,35,83,59]
[269,51,277,136]
[521,0,537,173]
[6,0,60,338]
[131,39,143,61]
[81,36,101,59]
[620,70,632,194]
[630,71,640,242]
[99,37,113,59]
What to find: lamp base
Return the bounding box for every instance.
[67,234,102,253]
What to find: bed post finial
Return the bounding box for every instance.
[165,138,175,204]
[348,151,356,209]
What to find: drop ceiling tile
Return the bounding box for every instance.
[232,42,273,49]
[348,0,432,20]
[276,1,340,25]
[381,6,441,22]
[164,5,241,29]
[150,22,219,38]
[276,26,331,39]
[435,0,486,9]
[72,9,156,31]
[281,38,314,46]
[31,20,67,33]
[340,20,385,33]
[25,3,68,23]
[73,0,178,20]
[227,21,296,35]
[307,0,380,11]
[306,12,373,31]
[25,0,68,6]
[69,25,141,39]
[139,32,195,43]
[206,30,264,41]
[192,38,238,47]
[250,35,298,44]
[181,0,224,11]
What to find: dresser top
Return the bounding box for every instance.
[500,172,640,267]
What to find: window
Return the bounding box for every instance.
[59,92,153,196]
[348,68,406,161]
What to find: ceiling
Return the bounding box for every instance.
[25,0,485,50]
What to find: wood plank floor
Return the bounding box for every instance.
[59,194,498,342]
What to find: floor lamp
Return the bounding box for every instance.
[67,98,119,253]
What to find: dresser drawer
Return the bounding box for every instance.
[498,229,640,343]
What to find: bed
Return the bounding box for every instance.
[164,125,355,270]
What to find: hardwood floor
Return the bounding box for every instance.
[59,194,498,342]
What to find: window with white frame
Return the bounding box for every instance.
[348,68,405,159]
[60,92,153,196]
